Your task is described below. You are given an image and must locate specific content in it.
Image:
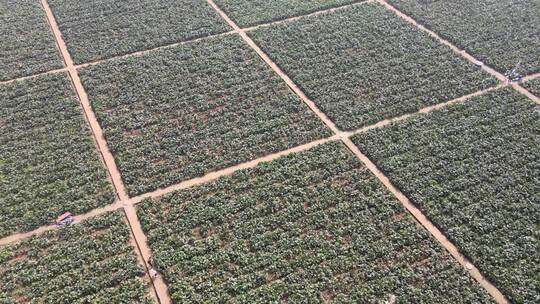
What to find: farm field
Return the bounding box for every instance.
[0,73,114,237]
[386,0,540,75]
[214,0,360,27]
[0,0,62,81]
[47,0,231,63]
[0,212,154,303]
[80,35,330,196]
[353,88,539,303]
[137,142,493,303]
[249,2,497,130]
[1,0,538,303]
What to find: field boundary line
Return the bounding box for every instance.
[0,82,500,244]
[209,1,511,302]
[123,205,171,304]
[242,0,372,32]
[40,0,128,201]
[341,138,509,303]
[377,0,539,107]
[2,0,370,84]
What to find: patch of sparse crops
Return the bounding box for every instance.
[79,35,331,197]
[353,88,540,303]
[0,0,63,81]
[47,0,231,64]
[0,212,153,303]
[215,0,361,27]
[0,74,114,237]
[137,142,494,303]
[386,0,540,76]
[522,77,540,97]
[249,3,496,130]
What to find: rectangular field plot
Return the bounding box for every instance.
[80,35,330,197]
[0,74,114,237]
[387,0,540,75]
[137,142,493,303]
[215,0,361,27]
[47,0,231,64]
[523,77,540,97]
[0,0,62,81]
[0,212,154,303]
[353,88,539,303]
[250,3,496,130]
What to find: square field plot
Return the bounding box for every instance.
[80,35,331,197]
[0,74,114,237]
[137,142,494,303]
[387,0,540,75]
[214,0,361,27]
[0,0,62,81]
[47,0,231,64]
[522,77,540,96]
[353,88,539,303]
[0,212,154,303]
[249,2,497,130]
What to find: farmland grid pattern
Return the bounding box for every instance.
[1,0,538,303]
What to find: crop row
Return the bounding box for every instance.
[48,0,231,64]
[249,2,496,130]
[353,88,539,303]
[0,0,62,81]
[0,73,114,237]
[79,34,330,197]
[137,142,493,303]
[386,0,540,76]
[0,211,153,303]
[215,0,361,27]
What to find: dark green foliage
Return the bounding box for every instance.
[0,212,153,303]
[0,0,62,81]
[47,0,231,64]
[353,88,539,303]
[249,3,496,130]
[0,74,114,237]
[215,0,361,27]
[80,35,330,196]
[522,78,540,97]
[387,0,540,75]
[138,142,493,303]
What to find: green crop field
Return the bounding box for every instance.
[250,3,496,130]
[0,212,153,303]
[80,35,330,196]
[387,0,540,75]
[353,88,539,303]
[1,0,538,302]
[47,0,231,64]
[0,74,114,237]
[215,0,360,27]
[137,143,493,303]
[0,0,62,81]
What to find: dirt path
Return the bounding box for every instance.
[378,0,538,108]
[0,67,67,85]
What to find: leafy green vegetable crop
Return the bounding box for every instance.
[0,73,114,237]
[47,0,231,64]
[138,142,493,303]
[214,0,361,27]
[353,88,539,303]
[0,211,154,303]
[386,0,540,75]
[0,0,63,81]
[522,77,540,97]
[249,3,496,130]
[80,35,330,197]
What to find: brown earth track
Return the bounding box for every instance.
[207,0,511,302]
